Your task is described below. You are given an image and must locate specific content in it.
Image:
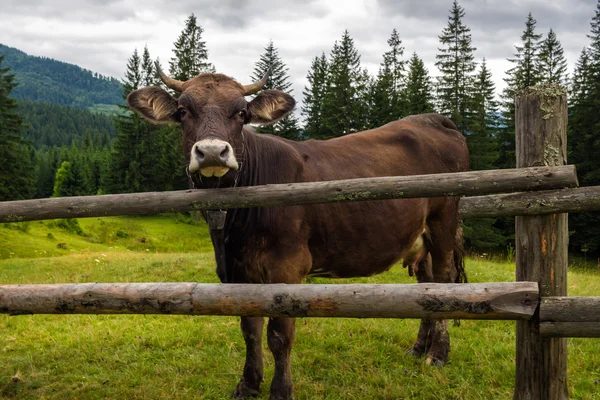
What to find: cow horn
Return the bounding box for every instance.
[155,61,185,92]
[242,68,270,95]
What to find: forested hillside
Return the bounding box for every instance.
[3,1,600,254]
[0,44,122,109]
[19,101,117,148]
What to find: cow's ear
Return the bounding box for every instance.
[247,90,295,125]
[127,87,179,124]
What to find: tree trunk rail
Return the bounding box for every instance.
[0,282,538,320]
[539,322,600,338]
[538,296,600,338]
[0,165,577,223]
[459,186,600,219]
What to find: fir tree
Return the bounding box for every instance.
[435,0,477,133]
[104,48,144,193]
[35,146,60,198]
[321,30,370,138]
[462,59,506,249]
[498,13,543,169]
[169,13,215,81]
[249,40,300,139]
[0,53,36,201]
[568,1,600,253]
[302,53,329,139]
[368,29,406,128]
[538,29,569,86]
[52,161,76,197]
[141,45,159,87]
[106,47,188,194]
[469,59,500,171]
[404,53,435,115]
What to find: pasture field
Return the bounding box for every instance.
[0,216,598,399]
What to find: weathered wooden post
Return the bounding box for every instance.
[514,84,569,400]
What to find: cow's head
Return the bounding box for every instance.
[127,63,295,185]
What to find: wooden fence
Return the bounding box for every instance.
[0,84,596,399]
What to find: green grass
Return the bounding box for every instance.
[0,213,211,260]
[0,216,598,399]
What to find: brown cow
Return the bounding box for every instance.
[127,65,469,400]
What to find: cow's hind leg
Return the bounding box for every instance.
[407,253,435,358]
[267,317,295,400]
[234,317,265,398]
[421,212,462,366]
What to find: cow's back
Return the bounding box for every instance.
[286,113,469,278]
[296,114,468,180]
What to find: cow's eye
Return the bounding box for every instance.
[178,107,187,118]
[238,110,246,119]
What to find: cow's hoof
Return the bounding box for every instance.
[233,380,260,399]
[269,394,294,400]
[424,355,446,367]
[406,345,425,358]
[269,385,294,400]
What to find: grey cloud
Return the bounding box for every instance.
[0,0,597,115]
[1,0,137,22]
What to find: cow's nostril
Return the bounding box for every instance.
[220,147,229,159]
[195,146,205,159]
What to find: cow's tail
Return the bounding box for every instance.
[453,222,467,327]
[453,222,468,284]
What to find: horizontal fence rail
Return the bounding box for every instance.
[539,323,600,338]
[0,282,539,320]
[539,296,600,338]
[0,165,577,223]
[460,186,600,219]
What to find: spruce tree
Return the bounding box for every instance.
[469,59,500,171]
[435,0,477,133]
[52,161,76,197]
[0,53,36,201]
[568,1,600,253]
[35,146,60,198]
[321,30,370,138]
[404,53,435,115]
[104,48,144,193]
[249,40,300,139]
[498,13,543,169]
[302,53,329,139]
[141,45,159,87]
[538,29,569,86]
[369,29,406,128]
[463,59,506,249]
[139,46,171,190]
[169,13,215,80]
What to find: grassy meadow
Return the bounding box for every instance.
[0,215,598,399]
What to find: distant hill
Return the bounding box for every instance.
[19,101,118,149]
[0,44,123,109]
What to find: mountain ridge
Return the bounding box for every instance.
[0,44,123,109]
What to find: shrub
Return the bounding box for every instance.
[47,219,84,235]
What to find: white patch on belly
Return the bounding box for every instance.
[405,234,424,259]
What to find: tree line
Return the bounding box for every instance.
[1,1,599,253]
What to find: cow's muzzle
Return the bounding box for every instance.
[189,139,239,178]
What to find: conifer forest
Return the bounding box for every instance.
[2,2,600,254]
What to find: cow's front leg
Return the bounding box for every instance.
[267,317,295,400]
[234,317,265,398]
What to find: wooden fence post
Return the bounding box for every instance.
[514,84,568,400]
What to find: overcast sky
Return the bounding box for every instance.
[0,0,595,110]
